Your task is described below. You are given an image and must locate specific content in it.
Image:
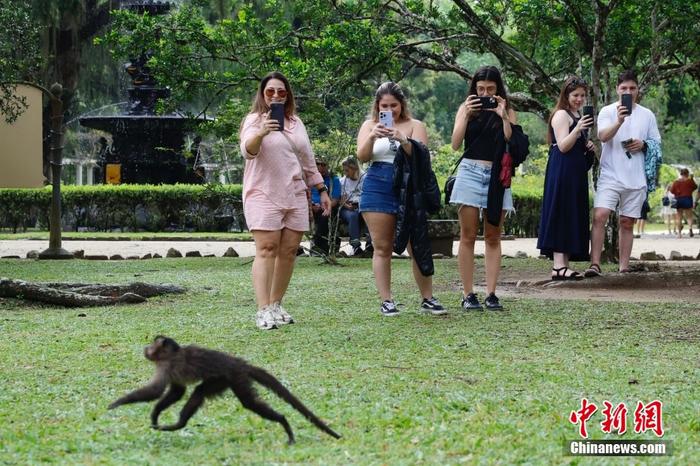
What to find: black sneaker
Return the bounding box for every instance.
[380,300,399,317]
[484,293,503,311]
[420,297,447,315]
[461,293,483,311]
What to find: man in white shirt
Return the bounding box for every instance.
[586,70,661,276]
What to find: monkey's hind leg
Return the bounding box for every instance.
[156,381,222,431]
[232,384,296,444]
[150,384,186,428]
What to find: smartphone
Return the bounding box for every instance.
[621,138,633,146]
[379,110,393,128]
[582,105,594,120]
[477,96,498,109]
[620,94,633,116]
[270,102,284,131]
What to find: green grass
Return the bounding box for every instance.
[0,231,253,241]
[0,258,698,465]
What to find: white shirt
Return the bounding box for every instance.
[340,175,363,203]
[372,137,398,163]
[597,102,661,190]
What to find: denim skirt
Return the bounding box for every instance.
[449,159,514,211]
[359,162,399,214]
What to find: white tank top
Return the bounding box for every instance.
[372,137,398,163]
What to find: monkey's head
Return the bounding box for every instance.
[144,336,181,362]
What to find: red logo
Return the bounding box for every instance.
[570,399,664,438]
[634,400,664,437]
[569,398,598,438]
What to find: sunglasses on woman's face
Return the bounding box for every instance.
[264,88,288,98]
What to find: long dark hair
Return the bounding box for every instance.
[468,66,509,104]
[546,76,588,144]
[249,71,296,118]
[371,81,411,122]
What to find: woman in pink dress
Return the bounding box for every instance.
[239,72,331,330]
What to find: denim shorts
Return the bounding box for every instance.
[449,159,514,212]
[359,162,399,214]
[675,196,693,210]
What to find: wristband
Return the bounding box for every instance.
[317,185,328,194]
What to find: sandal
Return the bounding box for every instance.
[583,263,602,278]
[552,267,584,281]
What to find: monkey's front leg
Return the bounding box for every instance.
[155,383,207,431]
[150,384,186,428]
[108,380,166,409]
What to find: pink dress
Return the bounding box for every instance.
[240,113,323,231]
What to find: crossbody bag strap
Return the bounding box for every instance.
[281,131,308,185]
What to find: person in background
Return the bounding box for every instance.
[310,157,341,255]
[635,197,650,236]
[661,183,677,235]
[239,71,331,330]
[671,168,697,238]
[339,157,371,256]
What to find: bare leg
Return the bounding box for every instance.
[685,209,694,235]
[251,230,282,309]
[483,211,505,295]
[362,212,396,302]
[457,206,479,296]
[676,211,683,238]
[270,228,304,303]
[407,242,432,299]
[590,207,612,266]
[618,216,635,271]
[552,252,572,277]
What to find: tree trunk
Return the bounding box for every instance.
[0,278,185,307]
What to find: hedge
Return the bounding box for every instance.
[0,184,244,233]
[0,183,544,236]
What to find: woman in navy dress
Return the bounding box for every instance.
[538,77,596,280]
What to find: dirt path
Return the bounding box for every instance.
[493,262,700,303]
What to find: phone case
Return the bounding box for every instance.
[621,94,633,115]
[479,96,498,109]
[270,103,285,131]
[379,111,393,127]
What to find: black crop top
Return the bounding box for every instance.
[463,112,504,162]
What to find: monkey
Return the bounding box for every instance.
[108,336,341,444]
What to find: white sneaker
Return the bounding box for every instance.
[255,305,278,330]
[271,301,294,325]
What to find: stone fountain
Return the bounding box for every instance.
[80,0,209,184]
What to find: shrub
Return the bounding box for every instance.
[0,184,244,232]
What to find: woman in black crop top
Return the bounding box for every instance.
[450,66,519,311]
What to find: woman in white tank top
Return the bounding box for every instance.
[356,81,445,317]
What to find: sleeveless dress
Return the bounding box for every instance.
[537,111,592,261]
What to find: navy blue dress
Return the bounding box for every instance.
[537,112,593,261]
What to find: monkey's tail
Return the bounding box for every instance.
[248,366,341,439]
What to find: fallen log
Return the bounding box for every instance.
[0,278,185,307]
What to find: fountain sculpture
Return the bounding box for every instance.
[80,0,209,184]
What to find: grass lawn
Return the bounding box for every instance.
[0,257,698,465]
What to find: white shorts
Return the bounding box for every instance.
[593,184,647,218]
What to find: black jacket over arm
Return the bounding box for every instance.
[485,124,530,226]
[392,139,441,277]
